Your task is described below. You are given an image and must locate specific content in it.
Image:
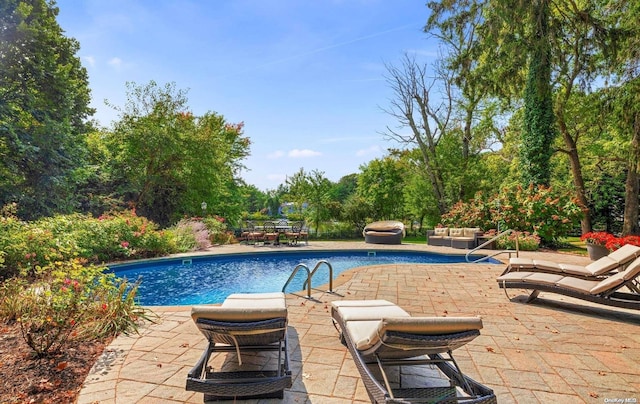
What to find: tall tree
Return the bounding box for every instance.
[520,0,556,186]
[382,54,453,214]
[0,0,94,218]
[425,0,497,200]
[608,1,640,235]
[106,81,250,225]
[357,157,406,220]
[284,168,332,235]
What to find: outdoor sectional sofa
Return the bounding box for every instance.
[427,227,483,249]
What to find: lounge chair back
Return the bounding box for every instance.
[607,244,640,263]
[590,256,640,294]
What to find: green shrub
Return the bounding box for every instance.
[1,209,177,279]
[3,260,152,357]
[0,215,65,279]
[441,185,584,244]
[202,216,233,245]
[168,219,200,251]
[0,276,28,321]
[72,210,176,261]
[495,231,541,251]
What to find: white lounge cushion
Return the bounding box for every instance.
[332,300,410,321]
[346,316,483,351]
[191,292,287,322]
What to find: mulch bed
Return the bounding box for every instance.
[0,322,110,404]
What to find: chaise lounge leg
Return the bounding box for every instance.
[526,289,540,303]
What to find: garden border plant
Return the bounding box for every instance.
[440,184,584,246]
[1,259,153,357]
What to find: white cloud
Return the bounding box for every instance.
[288,149,322,158]
[267,150,285,159]
[83,56,96,67]
[355,145,381,157]
[108,57,123,69]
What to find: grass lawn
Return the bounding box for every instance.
[557,236,588,255]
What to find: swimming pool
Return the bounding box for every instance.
[110,250,499,306]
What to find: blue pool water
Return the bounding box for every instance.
[110,250,499,306]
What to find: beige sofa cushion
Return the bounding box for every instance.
[449,228,464,237]
[463,228,481,237]
[434,227,449,236]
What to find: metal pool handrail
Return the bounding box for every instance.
[302,260,334,293]
[282,263,312,298]
[466,229,519,263]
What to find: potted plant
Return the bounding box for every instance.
[580,232,616,260]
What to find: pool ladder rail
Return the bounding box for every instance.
[282,260,335,299]
[465,228,520,263]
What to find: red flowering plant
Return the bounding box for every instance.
[580,232,640,251]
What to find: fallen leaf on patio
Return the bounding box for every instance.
[621,345,628,349]
[516,349,521,353]
[443,310,448,314]
[513,317,519,321]
[598,371,606,376]
[156,363,162,368]
[56,361,68,371]
[513,336,520,340]
[485,346,495,353]
[180,343,189,348]
[589,392,599,398]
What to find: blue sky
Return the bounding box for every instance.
[56,0,438,191]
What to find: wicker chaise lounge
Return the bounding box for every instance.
[331,300,496,404]
[503,244,640,278]
[186,292,292,400]
[497,256,640,310]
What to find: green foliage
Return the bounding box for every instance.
[1,260,151,357]
[0,0,94,219]
[202,216,233,245]
[441,185,584,244]
[0,211,66,279]
[168,221,198,252]
[520,0,555,187]
[342,194,375,235]
[494,231,540,251]
[357,157,406,220]
[0,208,176,279]
[440,191,496,230]
[285,168,333,236]
[105,81,250,226]
[65,210,176,262]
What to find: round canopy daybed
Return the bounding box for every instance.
[363,220,405,244]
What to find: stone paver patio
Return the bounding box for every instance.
[77,242,640,403]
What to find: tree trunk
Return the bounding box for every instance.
[557,114,592,234]
[623,111,640,235]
